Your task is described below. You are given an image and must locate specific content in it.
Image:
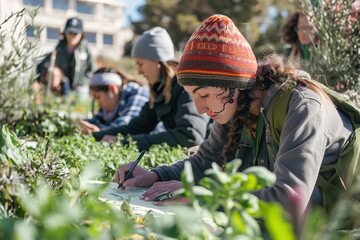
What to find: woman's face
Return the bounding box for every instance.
[65,32,82,48]
[296,15,314,45]
[50,67,64,92]
[184,86,238,124]
[90,88,118,112]
[133,58,160,86]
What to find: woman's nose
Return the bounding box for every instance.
[194,100,207,115]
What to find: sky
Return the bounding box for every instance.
[119,0,146,26]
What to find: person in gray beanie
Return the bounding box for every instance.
[131,26,175,62]
[93,27,212,152]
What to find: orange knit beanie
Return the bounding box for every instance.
[177,14,258,89]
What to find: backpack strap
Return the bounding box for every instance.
[269,77,360,213]
[269,81,296,145]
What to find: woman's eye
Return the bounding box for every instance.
[199,94,209,98]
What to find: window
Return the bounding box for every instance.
[47,28,59,40]
[103,5,116,19]
[26,26,36,37]
[103,34,113,45]
[53,0,68,10]
[86,32,96,43]
[76,2,94,14]
[23,0,44,7]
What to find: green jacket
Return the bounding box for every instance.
[37,38,93,88]
[93,77,211,151]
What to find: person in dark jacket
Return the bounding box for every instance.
[36,17,93,95]
[94,27,211,151]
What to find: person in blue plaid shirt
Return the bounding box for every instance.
[78,67,152,134]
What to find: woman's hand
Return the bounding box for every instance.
[141,180,190,205]
[102,135,118,142]
[114,162,159,190]
[78,120,100,134]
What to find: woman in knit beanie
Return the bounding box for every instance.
[93,27,211,151]
[114,15,356,219]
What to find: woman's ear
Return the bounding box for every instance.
[108,84,119,95]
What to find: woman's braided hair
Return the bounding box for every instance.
[222,54,330,163]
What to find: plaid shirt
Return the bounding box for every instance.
[85,82,150,130]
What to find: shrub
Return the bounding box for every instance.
[0,8,41,124]
[299,0,360,106]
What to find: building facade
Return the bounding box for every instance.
[0,0,133,62]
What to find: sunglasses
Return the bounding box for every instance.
[65,30,80,36]
[294,26,314,32]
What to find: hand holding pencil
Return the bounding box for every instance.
[114,151,160,190]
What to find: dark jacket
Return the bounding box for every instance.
[93,77,211,151]
[37,38,93,89]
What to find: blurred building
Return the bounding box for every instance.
[0,0,133,62]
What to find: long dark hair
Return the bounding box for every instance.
[222,54,331,162]
[281,10,305,45]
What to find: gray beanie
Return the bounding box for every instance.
[131,27,175,62]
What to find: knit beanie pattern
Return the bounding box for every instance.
[177,14,258,89]
[131,26,175,62]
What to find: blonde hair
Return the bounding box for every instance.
[149,60,178,107]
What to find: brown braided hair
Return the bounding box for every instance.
[222,54,331,163]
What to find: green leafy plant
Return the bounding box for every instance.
[177,160,295,239]
[14,109,77,137]
[0,167,137,240]
[0,126,70,217]
[28,133,187,181]
[0,8,42,124]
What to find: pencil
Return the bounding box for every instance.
[117,150,146,189]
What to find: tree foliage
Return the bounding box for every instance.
[135,0,260,49]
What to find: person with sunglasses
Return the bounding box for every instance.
[36,17,93,98]
[281,10,317,63]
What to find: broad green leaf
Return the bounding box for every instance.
[243,166,276,187]
[80,162,103,191]
[199,177,222,192]
[184,161,194,184]
[225,158,242,175]
[192,186,213,197]
[214,211,229,227]
[240,210,261,237]
[14,220,37,240]
[230,211,246,235]
[261,202,295,240]
[0,126,27,165]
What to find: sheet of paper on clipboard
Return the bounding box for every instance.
[89,181,175,216]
